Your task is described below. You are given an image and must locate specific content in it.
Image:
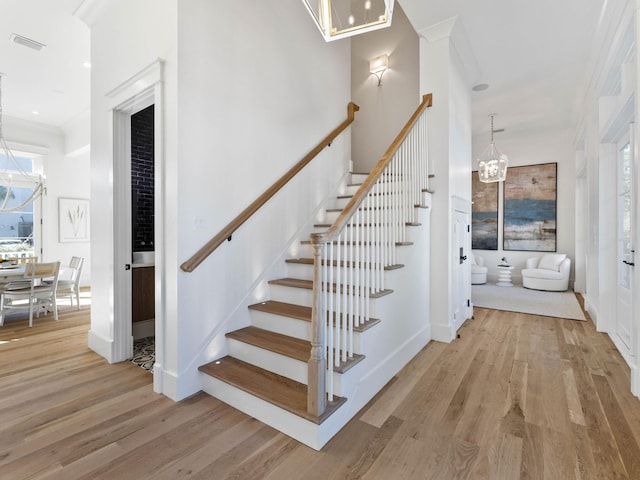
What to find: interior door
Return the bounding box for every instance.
[453,208,471,331]
[616,131,635,355]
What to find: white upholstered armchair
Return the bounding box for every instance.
[521,253,571,291]
[471,254,488,285]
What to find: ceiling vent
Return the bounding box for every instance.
[10,33,46,52]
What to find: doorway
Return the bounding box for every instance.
[130,105,156,371]
[109,60,165,394]
[616,133,635,359]
[452,198,472,332]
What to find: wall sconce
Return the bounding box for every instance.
[370,54,388,86]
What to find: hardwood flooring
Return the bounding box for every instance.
[1,298,640,479]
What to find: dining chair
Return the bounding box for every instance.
[56,256,84,309]
[0,261,61,327]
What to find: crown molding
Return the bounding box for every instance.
[74,0,109,27]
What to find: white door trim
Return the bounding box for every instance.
[107,59,166,394]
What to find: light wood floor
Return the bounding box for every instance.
[1,299,640,479]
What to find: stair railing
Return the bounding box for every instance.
[180,102,360,273]
[307,94,433,417]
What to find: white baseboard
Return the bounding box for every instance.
[88,329,114,363]
[430,322,454,343]
[631,363,639,398]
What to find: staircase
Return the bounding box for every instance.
[199,175,433,449]
[196,95,433,450]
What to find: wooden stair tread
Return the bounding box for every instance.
[300,240,414,247]
[269,277,393,298]
[227,326,308,361]
[248,300,382,332]
[199,356,346,424]
[286,257,404,271]
[337,191,399,199]
[269,277,313,290]
[325,206,403,212]
[313,222,421,228]
[227,325,368,372]
[249,300,310,321]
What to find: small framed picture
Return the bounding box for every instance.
[59,197,90,243]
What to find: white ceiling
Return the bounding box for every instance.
[0,0,606,140]
[399,0,607,141]
[0,0,89,128]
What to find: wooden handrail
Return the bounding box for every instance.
[180,102,360,273]
[311,94,432,246]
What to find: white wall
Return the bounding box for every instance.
[417,18,473,342]
[471,127,576,285]
[3,116,91,285]
[87,0,179,364]
[87,0,351,400]
[350,4,420,173]
[174,0,351,399]
[573,0,640,396]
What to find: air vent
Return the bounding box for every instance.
[10,33,46,52]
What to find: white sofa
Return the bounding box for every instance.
[521,253,571,291]
[471,254,488,284]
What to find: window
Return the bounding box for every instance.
[0,152,41,260]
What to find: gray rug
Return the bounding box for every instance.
[472,284,586,321]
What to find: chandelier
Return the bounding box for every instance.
[302,0,394,42]
[478,113,508,183]
[0,74,45,212]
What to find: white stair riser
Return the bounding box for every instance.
[317,210,341,224]
[227,337,349,396]
[287,261,397,282]
[269,282,387,308]
[333,197,351,209]
[269,284,313,305]
[285,263,313,280]
[288,262,378,281]
[250,310,312,340]
[342,184,361,196]
[311,225,408,240]
[228,338,308,384]
[351,173,368,183]
[297,243,411,263]
[248,309,365,352]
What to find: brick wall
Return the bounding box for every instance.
[131,105,154,252]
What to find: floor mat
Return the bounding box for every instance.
[131,336,155,372]
[472,284,586,321]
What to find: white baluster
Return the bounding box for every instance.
[324,242,333,400]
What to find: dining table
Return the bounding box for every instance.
[0,264,27,284]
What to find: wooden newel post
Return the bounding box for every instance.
[308,240,326,416]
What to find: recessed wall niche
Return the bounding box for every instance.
[131,105,154,252]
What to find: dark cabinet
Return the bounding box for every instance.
[132,266,155,322]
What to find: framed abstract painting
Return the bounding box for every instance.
[503,163,557,252]
[471,172,499,250]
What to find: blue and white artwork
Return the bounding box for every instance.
[472,174,498,250]
[503,163,557,252]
